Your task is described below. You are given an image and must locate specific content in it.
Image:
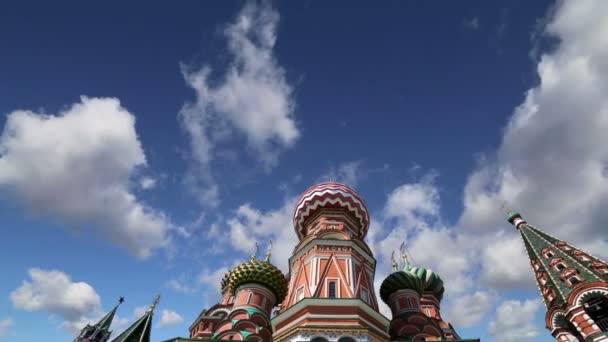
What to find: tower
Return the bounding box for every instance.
[272,182,390,342]
[75,297,123,342]
[507,211,608,342]
[188,272,236,339]
[188,247,288,340]
[112,295,159,342]
[379,253,464,341]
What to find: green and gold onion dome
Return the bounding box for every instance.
[380,262,445,304]
[227,258,288,303]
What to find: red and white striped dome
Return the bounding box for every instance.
[293,182,370,240]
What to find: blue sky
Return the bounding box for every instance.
[2,1,608,341]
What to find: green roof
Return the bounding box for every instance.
[112,296,158,342]
[96,299,123,331]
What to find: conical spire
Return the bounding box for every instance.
[111,295,159,342]
[74,297,124,342]
[507,211,608,309]
[97,297,124,331]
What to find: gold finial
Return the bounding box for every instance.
[149,294,160,313]
[265,240,273,262]
[251,242,259,261]
[391,251,398,271]
[500,201,512,214]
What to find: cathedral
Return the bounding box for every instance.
[76,182,608,341]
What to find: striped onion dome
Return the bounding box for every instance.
[409,266,445,301]
[379,265,426,304]
[228,259,288,303]
[293,182,370,240]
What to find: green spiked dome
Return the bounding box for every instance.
[228,259,288,303]
[380,264,425,304]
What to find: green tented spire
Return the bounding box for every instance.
[112,295,159,342]
[74,297,124,342]
[507,211,608,309]
[97,297,124,331]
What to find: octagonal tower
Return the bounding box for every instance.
[271,182,390,342]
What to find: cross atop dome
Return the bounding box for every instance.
[293,182,370,240]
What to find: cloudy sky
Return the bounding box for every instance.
[1,0,607,341]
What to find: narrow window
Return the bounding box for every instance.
[556,263,566,271]
[328,281,336,298]
[360,288,369,304]
[546,252,554,258]
[247,292,253,304]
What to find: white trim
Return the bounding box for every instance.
[296,286,305,302]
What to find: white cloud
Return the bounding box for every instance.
[139,177,157,190]
[325,161,363,187]
[10,268,101,334]
[384,178,440,227]
[479,231,535,288]
[158,309,183,327]
[179,1,299,206]
[444,291,495,328]
[0,97,170,258]
[226,198,298,272]
[489,299,541,342]
[133,306,148,319]
[198,267,229,289]
[0,318,15,337]
[458,0,608,259]
[166,277,196,294]
[463,17,480,30]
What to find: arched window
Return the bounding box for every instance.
[583,296,608,332]
[311,338,329,342]
[337,337,357,342]
[568,276,581,287]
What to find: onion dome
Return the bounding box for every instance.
[410,266,445,301]
[228,259,288,303]
[293,182,370,240]
[379,264,425,304]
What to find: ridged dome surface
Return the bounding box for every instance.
[228,260,288,303]
[410,266,445,301]
[379,266,425,304]
[293,182,370,240]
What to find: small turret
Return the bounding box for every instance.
[111,295,159,342]
[75,297,124,342]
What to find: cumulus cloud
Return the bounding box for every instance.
[444,291,495,328]
[367,178,492,325]
[179,1,299,206]
[10,268,101,335]
[459,0,608,258]
[0,318,15,337]
[158,309,183,327]
[139,177,157,190]
[489,299,541,342]
[225,198,298,272]
[0,97,170,258]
